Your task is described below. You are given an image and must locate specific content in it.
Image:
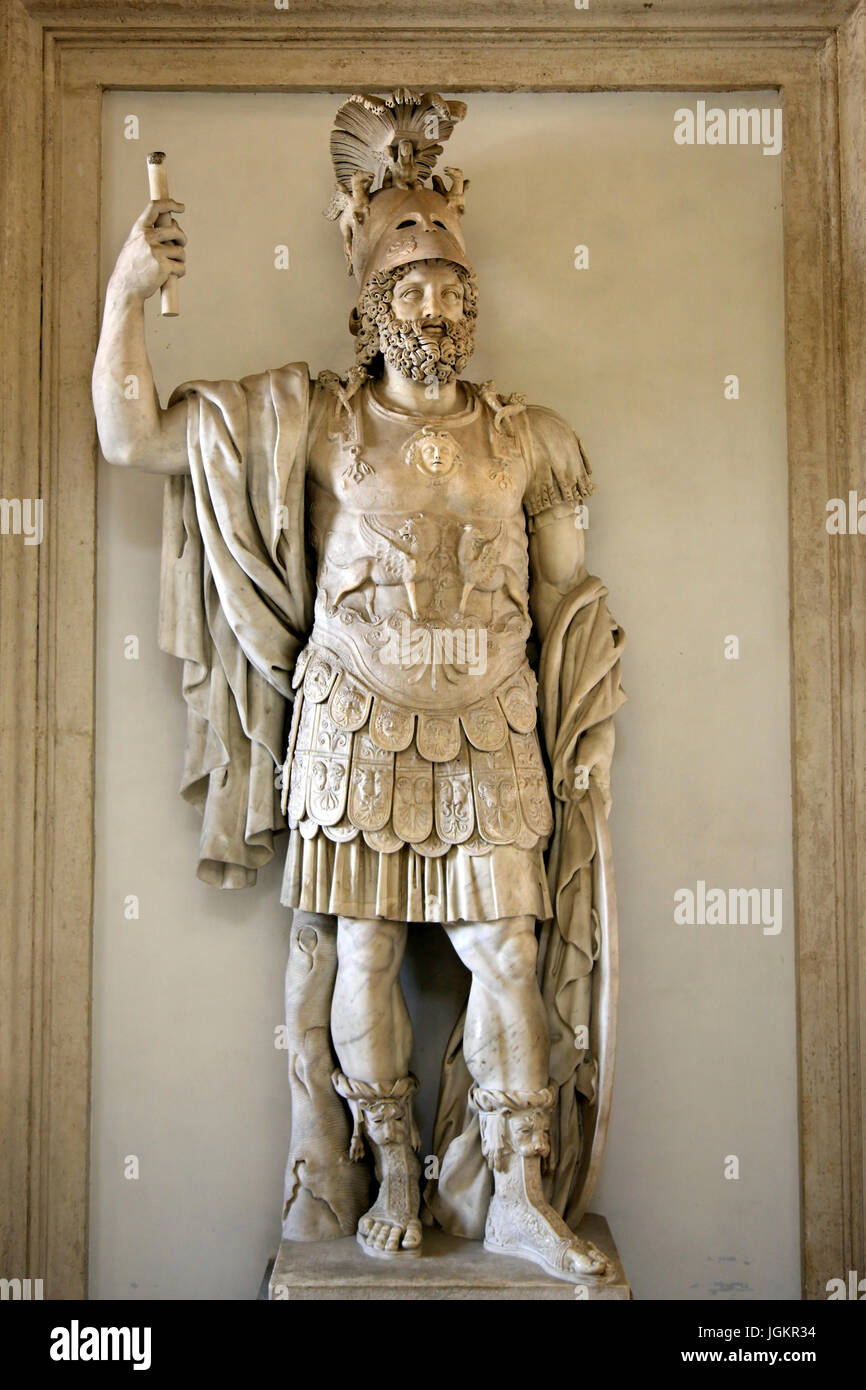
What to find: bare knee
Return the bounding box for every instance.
[448,917,539,989]
[498,930,539,986]
[337,917,404,983]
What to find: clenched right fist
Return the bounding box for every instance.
[108,199,187,303]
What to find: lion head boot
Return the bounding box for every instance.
[470,1084,611,1284]
[332,1070,423,1258]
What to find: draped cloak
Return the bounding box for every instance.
[158,362,626,1239]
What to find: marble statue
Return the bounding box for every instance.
[92,88,626,1287]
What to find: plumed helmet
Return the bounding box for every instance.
[325,87,473,289]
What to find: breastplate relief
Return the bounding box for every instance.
[308,391,533,705]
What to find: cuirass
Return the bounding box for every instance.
[305,379,534,711]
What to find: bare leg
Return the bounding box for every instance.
[331,915,422,1257]
[332,916,411,1082]
[444,915,549,1089]
[444,915,609,1282]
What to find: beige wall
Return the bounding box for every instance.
[93,89,795,1299]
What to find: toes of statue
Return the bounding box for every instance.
[375,1225,393,1250]
[568,1242,608,1277]
[358,1216,374,1237]
[402,1219,422,1250]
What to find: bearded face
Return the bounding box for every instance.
[353,259,479,384]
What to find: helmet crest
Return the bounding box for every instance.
[325,88,473,286]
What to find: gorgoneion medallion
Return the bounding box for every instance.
[403,425,462,480]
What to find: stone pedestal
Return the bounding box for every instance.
[264,1213,630,1300]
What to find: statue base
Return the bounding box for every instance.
[263,1213,630,1300]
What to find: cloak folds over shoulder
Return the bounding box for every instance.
[157,364,626,1236]
[158,363,313,887]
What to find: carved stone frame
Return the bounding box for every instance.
[1,1,863,1300]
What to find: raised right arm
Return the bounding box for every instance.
[92,198,190,475]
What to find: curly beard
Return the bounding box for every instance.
[353,261,478,384]
[378,313,476,384]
